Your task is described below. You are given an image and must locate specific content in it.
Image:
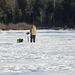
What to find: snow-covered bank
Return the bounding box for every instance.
[0,29,75,75]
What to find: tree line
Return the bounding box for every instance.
[0,0,75,28]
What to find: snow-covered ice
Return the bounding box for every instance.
[0,29,75,75]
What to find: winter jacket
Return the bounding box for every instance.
[30,25,36,35]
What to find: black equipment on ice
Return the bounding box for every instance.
[26,32,29,35]
[26,32,29,42]
[17,38,23,42]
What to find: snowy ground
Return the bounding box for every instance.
[0,29,75,75]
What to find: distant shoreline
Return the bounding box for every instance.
[0,23,75,30]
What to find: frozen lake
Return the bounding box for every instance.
[0,29,75,75]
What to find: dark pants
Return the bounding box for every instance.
[30,35,36,43]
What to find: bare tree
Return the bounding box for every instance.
[52,0,56,24]
[5,0,18,23]
[0,8,7,23]
[38,0,50,26]
[25,0,35,23]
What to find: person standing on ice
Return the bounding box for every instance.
[30,24,36,43]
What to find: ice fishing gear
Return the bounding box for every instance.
[17,38,23,42]
[26,32,29,35]
[26,32,29,42]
